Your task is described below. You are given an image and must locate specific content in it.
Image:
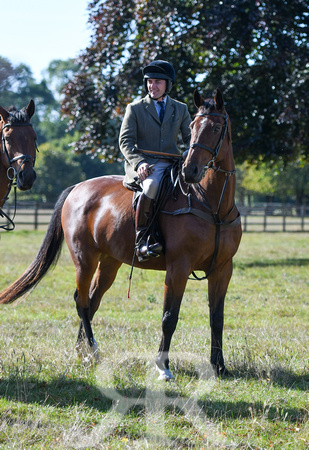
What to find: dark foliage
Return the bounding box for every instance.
[61,0,309,164]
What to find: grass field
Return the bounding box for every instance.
[0,230,308,449]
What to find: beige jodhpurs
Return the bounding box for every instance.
[141,160,171,200]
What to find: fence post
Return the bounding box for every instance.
[263,207,267,232]
[34,202,39,230]
[282,204,286,232]
[301,204,305,232]
[243,214,247,232]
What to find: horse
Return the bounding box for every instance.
[0,100,37,228]
[0,89,242,380]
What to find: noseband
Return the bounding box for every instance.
[190,111,229,170]
[1,122,37,179]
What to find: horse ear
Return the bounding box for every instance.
[214,88,224,112]
[26,99,35,119]
[0,105,9,123]
[194,89,205,108]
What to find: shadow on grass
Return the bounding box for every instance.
[0,376,113,413]
[235,257,309,269]
[0,365,308,425]
[198,399,308,423]
[227,365,309,391]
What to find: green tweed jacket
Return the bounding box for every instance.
[119,94,191,187]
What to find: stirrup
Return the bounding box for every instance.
[136,235,163,262]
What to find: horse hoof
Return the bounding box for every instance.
[76,338,100,364]
[214,364,230,378]
[92,339,100,363]
[157,367,175,381]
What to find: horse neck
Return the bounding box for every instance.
[200,146,236,217]
[0,161,11,209]
[0,124,8,208]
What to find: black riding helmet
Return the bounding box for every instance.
[143,60,175,97]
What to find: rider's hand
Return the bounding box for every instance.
[137,162,153,181]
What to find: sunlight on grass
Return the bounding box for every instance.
[0,231,308,448]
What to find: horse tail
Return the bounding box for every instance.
[0,185,75,304]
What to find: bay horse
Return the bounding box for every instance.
[0,89,241,380]
[0,100,37,228]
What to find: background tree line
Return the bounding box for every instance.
[1,0,308,205]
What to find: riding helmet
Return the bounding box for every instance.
[143,60,175,96]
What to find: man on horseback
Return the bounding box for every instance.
[119,60,191,262]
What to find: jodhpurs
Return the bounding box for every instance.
[141,160,171,200]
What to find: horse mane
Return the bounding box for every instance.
[6,106,30,124]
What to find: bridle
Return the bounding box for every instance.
[190,111,233,174]
[184,109,238,281]
[0,121,38,230]
[1,122,37,178]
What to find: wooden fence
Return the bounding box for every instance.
[239,204,309,232]
[1,202,309,232]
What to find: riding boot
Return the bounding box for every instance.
[135,193,163,262]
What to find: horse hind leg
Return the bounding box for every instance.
[75,288,100,363]
[76,257,122,360]
[72,250,100,362]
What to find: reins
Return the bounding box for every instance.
[0,186,17,231]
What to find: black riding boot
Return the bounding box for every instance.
[135,194,163,262]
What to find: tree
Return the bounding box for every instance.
[61,0,309,164]
[0,56,58,143]
[273,159,309,207]
[237,159,309,207]
[25,134,86,203]
[43,59,80,99]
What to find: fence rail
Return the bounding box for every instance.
[1,202,309,232]
[239,204,309,232]
[1,202,54,232]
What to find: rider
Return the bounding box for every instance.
[119,60,191,262]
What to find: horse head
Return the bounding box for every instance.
[182,89,231,184]
[0,100,37,191]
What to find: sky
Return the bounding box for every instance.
[1,0,92,82]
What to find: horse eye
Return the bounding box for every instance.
[214,124,221,133]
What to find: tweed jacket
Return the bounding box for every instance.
[119,94,191,186]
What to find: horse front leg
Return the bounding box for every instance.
[156,266,188,381]
[207,260,233,376]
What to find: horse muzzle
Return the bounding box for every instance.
[17,167,37,191]
[182,162,204,184]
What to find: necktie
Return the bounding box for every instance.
[157,101,165,123]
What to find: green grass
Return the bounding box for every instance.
[0,230,308,448]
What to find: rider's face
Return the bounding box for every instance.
[147,78,167,100]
